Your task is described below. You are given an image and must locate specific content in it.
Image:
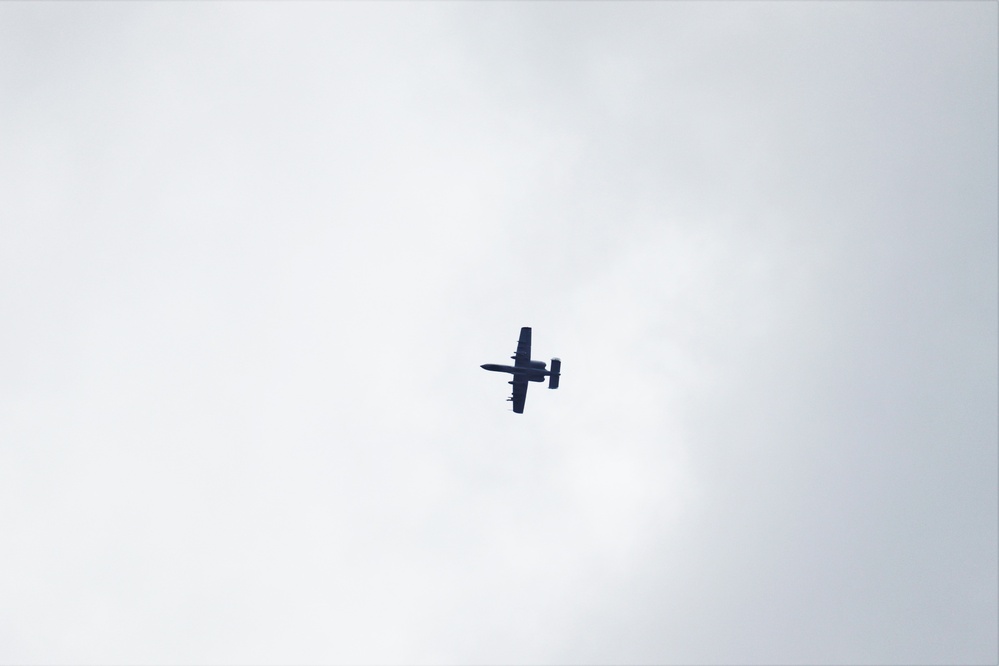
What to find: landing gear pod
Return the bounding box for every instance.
[548,358,561,389]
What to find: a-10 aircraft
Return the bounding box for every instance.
[481,326,560,413]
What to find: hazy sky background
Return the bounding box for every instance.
[1,2,996,664]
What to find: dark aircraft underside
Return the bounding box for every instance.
[481,327,560,413]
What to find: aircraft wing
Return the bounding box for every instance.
[513,327,532,367]
[510,375,529,414]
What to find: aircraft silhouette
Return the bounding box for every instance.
[481,327,560,413]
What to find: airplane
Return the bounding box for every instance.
[481,326,560,413]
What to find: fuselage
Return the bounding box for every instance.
[480,361,549,382]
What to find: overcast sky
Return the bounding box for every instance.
[1,2,996,664]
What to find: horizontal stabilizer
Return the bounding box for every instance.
[548,358,561,389]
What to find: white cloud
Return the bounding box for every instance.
[0,3,995,664]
